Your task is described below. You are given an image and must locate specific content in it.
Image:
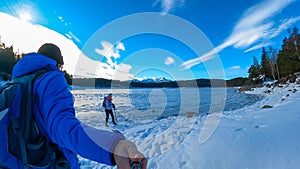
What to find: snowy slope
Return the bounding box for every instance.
[75,84,300,169]
[151,84,300,169]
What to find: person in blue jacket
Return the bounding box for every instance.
[0,43,147,169]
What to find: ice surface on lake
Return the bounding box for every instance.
[72,87,263,121]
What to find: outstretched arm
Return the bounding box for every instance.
[36,72,124,165]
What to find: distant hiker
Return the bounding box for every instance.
[104,93,117,126]
[0,43,147,169]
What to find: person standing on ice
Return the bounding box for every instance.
[104,93,117,126]
[0,43,147,169]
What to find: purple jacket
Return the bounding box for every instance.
[0,53,124,168]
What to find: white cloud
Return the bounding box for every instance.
[0,12,80,74]
[0,12,133,81]
[66,31,81,43]
[57,16,81,43]
[165,56,175,65]
[116,41,125,51]
[181,0,298,69]
[269,16,300,39]
[244,42,274,53]
[94,41,133,81]
[95,41,114,66]
[229,66,241,69]
[114,63,134,81]
[232,23,274,48]
[95,41,125,68]
[58,16,67,26]
[153,0,185,14]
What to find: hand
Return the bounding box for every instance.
[113,140,147,169]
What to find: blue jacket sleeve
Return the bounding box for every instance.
[33,71,125,166]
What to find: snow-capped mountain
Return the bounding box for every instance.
[131,77,173,83]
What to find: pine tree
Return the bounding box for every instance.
[248,56,261,78]
[260,47,273,79]
[0,44,17,75]
[289,27,300,71]
[277,26,300,78]
[268,47,280,80]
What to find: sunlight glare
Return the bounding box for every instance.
[18,11,32,22]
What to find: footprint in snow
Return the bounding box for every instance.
[235,128,245,132]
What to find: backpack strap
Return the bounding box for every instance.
[0,82,18,111]
[0,162,10,169]
[0,82,18,122]
[10,115,29,168]
[21,70,49,141]
[8,70,50,169]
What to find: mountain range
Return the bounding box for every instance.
[69,76,248,88]
[131,77,173,83]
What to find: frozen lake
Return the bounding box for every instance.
[72,87,264,121]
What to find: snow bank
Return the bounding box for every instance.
[0,80,6,85]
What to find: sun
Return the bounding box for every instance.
[15,2,35,23]
[18,11,33,22]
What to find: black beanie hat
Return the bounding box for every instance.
[38,43,64,65]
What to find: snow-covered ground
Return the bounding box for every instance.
[0,80,5,86]
[74,83,300,169]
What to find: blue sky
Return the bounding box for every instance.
[1,0,300,80]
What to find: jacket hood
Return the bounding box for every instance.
[12,53,59,78]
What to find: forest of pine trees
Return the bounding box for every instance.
[0,43,18,80]
[0,42,72,84]
[248,26,300,82]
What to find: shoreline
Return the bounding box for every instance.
[150,82,300,168]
